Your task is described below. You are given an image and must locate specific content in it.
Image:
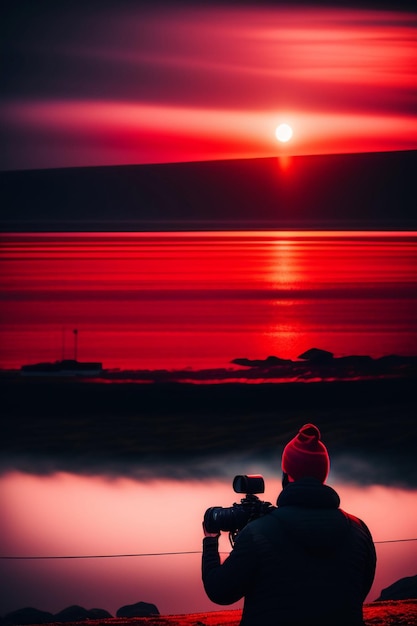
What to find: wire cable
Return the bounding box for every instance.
[0,551,201,560]
[375,537,417,544]
[1,538,417,560]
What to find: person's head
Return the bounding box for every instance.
[281,423,330,484]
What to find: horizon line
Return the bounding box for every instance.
[2,147,416,175]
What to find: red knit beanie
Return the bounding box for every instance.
[281,423,330,483]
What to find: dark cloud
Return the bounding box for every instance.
[1,449,416,490]
[2,3,416,111]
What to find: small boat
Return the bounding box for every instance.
[20,329,102,377]
[20,359,103,377]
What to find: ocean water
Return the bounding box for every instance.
[1,230,416,370]
[1,230,416,617]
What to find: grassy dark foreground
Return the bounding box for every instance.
[16,601,417,625]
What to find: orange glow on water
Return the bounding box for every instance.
[1,231,416,371]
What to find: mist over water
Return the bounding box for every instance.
[1,469,416,617]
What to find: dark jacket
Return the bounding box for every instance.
[202,478,376,626]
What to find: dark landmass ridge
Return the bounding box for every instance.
[11,351,417,383]
[1,150,416,231]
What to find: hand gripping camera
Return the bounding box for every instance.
[203,474,274,545]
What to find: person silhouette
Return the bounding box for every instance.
[202,423,376,626]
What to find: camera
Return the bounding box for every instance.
[204,475,274,541]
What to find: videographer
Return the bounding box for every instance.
[202,423,376,626]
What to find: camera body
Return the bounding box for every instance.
[204,474,274,538]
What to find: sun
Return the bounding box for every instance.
[275,123,293,143]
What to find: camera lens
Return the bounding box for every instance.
[204,504,252,534]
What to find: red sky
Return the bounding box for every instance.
[1,2,417,171]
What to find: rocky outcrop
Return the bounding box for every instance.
[231,355,292,367]
[376,574,417,601]
[230,350,417,381]
[297,348,334,362]
[84,608,112,619]
[53,606,90,623]
[2,607,54,625]
[116,601,160,617]
[2,605,113,625]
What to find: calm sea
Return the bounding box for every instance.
[1,230,416,370]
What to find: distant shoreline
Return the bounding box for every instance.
[4,351,417,384]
